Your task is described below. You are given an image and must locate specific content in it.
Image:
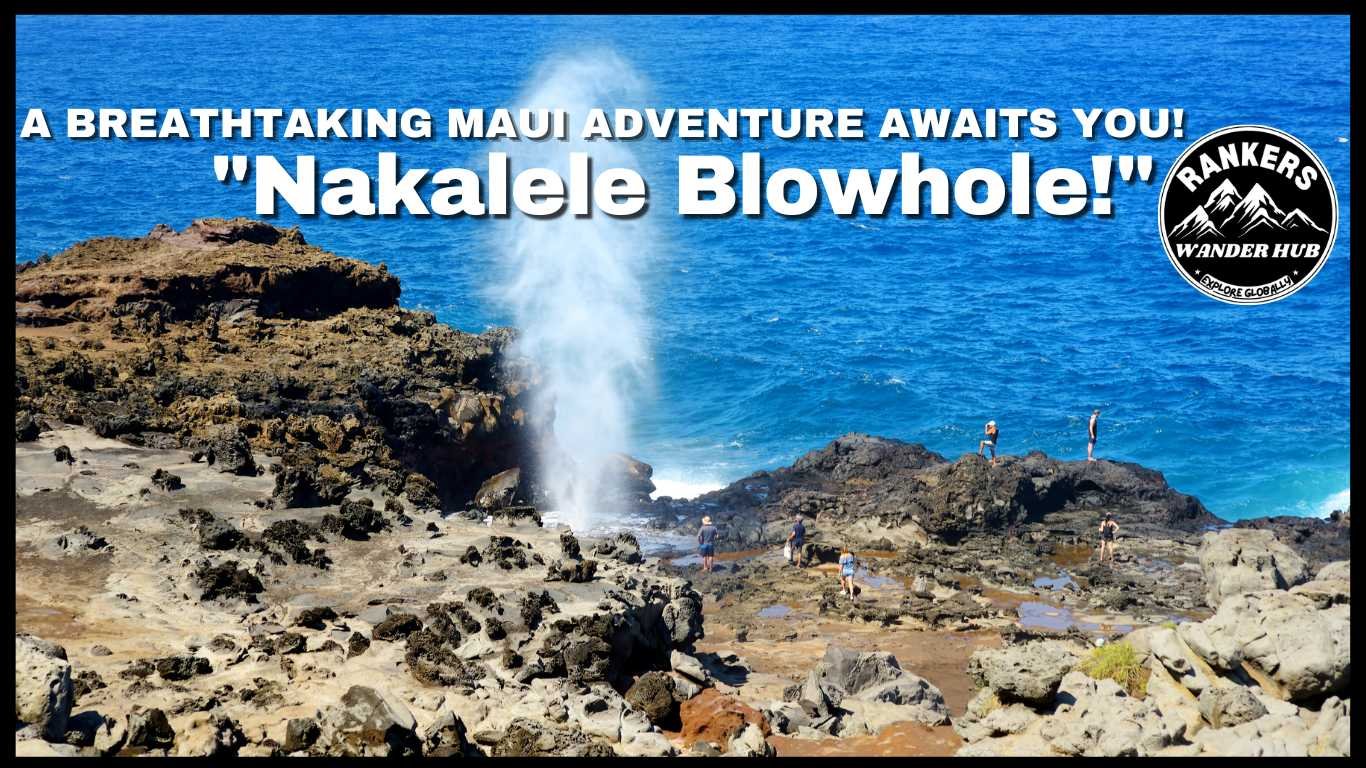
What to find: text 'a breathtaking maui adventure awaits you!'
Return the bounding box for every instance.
[18,106,1189,219]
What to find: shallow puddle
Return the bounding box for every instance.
[1032,570,1078,591]
[1017,601,1133,635]
[1049,542,1096,568]
[757,604,794,619]
[664,547,770,568]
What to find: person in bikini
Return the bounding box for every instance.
[978,420,1000,464]
[1098,513,1119,564]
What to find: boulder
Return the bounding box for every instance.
[321,497,388,540]
[172,711,246,757]
[372,613,423,641]
[315,685,421,757]
[679,689,769,751]
[1198,685,1268,728]
[603,453,656,499]
[154,655,211,681]
[793,646,950,734]
[1178,588,1349,702]
[16,411,42,441]
[661,592,704,646]
[967,640,1079,706]
[1289,576,1350,609]
[1192,696,1350,756]
[193,560,264,603]
[594,532,643,565]
[625,671,678,726]
[1316,560,1349,582]
[727,723,774,756]
[670,672,703,702]
[421,708,471,757]
[1035,671,1182,756]
[15,634,74,741]
[151,468,184,491]
[1146,626,1217,694]
[126,708,176,751]
[199,425,257,476]
[1198,529,1311,606]
[670,650,710,684]
[952,688,1041,744]
[283,717,321,753]
[72,711,128,756]
[475,468,522,510]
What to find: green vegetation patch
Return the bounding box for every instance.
[1078,641,1149,698]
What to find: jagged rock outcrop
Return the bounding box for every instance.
[775,645,949,738]
[312,685,422,757]
[14,218,536,510]
[1178,583,1350,702]
[651,433,1219,551]
[15,634,75,742]
[1199,528,1311,606]
[1234,513,1351,569]
[967,640,1080,706]
[958,563,1352,757]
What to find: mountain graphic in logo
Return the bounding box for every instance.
[1167,181,1328,242]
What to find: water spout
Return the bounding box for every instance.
[491,51,653,530]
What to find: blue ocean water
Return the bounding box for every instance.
[15,15,1351,520]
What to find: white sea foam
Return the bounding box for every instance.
[491,51,653,531]
[650,474,727,501]
[1317,487,1350,517]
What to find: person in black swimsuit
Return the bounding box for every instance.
[1098,513,1119,564]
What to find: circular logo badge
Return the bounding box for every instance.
[1159,125,1337,305]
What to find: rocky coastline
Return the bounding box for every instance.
[14,220,1350,757]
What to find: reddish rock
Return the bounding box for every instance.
[678,688,770,749]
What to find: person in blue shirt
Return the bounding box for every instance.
[838,546,857,600]
[697,515,718,572]
[787,515,806,568]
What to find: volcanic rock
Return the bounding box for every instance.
[1199,528,1311,606]
[15,634,75,741]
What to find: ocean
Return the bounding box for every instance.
[14,15,1351,520]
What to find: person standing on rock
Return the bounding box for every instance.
[787,515,807,568]
[838,546,857,600]
[697,516,718,572]
[1087,409,1101,461]
[978,420,999,464]
[1098,513,1119,564]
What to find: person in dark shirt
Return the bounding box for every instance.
[697,515,718,572]
[1087,409,1101,462]
[787,516,806,567]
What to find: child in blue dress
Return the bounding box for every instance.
[838,546,856,600]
